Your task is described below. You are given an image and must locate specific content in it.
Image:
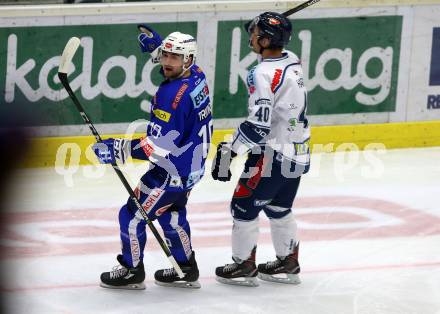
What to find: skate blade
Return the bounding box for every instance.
[100,282,146,290]
[257,272,301,285]
[215,276,259,287]
[154,280,201,289]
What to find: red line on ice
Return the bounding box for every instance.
[1,195,440,259]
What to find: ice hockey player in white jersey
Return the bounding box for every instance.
[212,12,310,286]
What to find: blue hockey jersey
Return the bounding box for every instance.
[131,65,213,190]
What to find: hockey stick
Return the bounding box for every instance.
[282,0,321,17]
[57,37,184,279]
[244,0,320,33]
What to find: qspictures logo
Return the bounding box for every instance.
[427,27,440,109]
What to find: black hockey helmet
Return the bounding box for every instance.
[244,12,292,48]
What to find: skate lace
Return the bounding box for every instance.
[163,268,177,277]
[266,259,282,269]
[109,265,128,279]
[223,263,238,272]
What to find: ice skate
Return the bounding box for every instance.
[215,247,258,287]
[257,242,301,285]
[100,255,146,290]
[154,251,201,289]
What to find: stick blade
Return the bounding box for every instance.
[58,37,80,74]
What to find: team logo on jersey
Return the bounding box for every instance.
[172,83,188,110]
[190,79,209,108]
[153,109,171,122]
[271,68,283,93]
[247,67,256,94]
[287,118,297,132]
[169,176,182,188]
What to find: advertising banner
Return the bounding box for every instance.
[214,16,402,119]
[0,22,197,126]
[407,5,440,121]
[1,3,430,136]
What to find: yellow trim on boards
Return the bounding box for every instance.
[21,120,440,168]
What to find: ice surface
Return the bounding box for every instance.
[1,147,439,314]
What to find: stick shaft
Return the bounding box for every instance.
[282,0,321,17]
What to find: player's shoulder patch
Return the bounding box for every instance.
[247,66,257,94]
[270,68,283,93]
[190,78,209,109]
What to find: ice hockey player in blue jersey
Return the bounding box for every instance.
[93,24,212,290]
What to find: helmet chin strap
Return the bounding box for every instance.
[177,64,193,78]
[178,56,195,78]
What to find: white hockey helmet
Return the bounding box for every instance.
[160,32,197,69]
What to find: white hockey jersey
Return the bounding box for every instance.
[231,50,311,166]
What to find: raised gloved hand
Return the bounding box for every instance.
[137,24,162,54]
[211,142,237,182]
[92,138,130,164]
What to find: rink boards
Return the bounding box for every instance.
[0,0,440,167]
[21,120,440,167]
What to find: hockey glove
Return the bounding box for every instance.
[211,142,237,182]
[137,24,162,54]
[93,138,130,164]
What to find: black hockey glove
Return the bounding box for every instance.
[211,142,237,182]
